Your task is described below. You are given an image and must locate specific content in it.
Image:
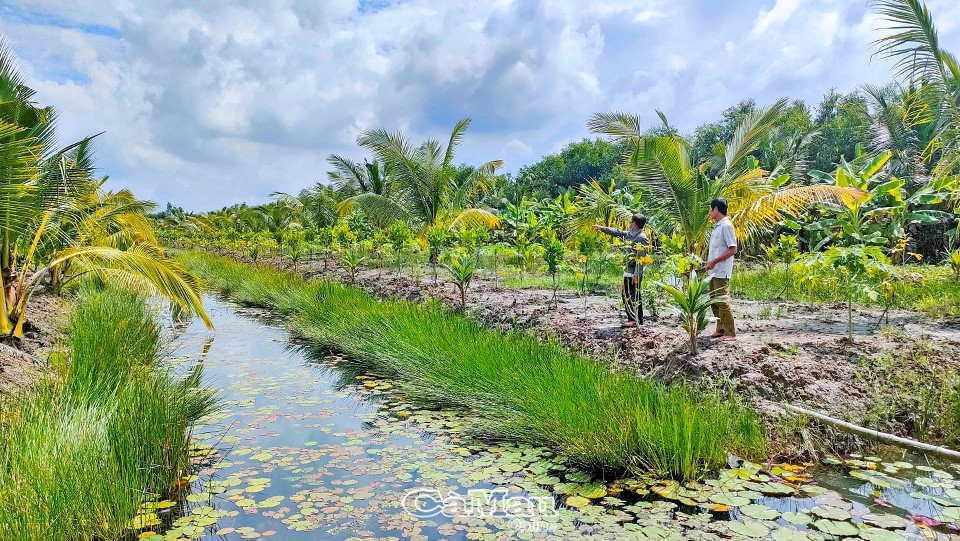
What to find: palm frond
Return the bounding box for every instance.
[732,185,867,240]
[442,118,471,170]
[45,244,212,328]
[724,98,789,176]
[446,208,501,230]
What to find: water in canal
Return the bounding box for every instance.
[144,296,960,541]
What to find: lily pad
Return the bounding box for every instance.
[862,513,908,529]
[727,520,769,538]
[782,512,813,525]
[565,496,590,508]
[811,505,852,521]
[771,527,814,541]
[709,493,751,507]
[858,528,907,541]
[941,507,960,522]
[812,519,859,537]
[739,503,780,520]
[577,483,608,499]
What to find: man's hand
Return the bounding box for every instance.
[705,261,715,270]
[592,224,602,231]
[632,275,639,284]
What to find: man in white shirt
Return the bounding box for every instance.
[704,198,738,340]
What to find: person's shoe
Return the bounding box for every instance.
[621,321,637,328]
[707,332,724,338]
[719,335,737,341]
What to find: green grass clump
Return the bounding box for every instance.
[0,286,216,541]
[182,252,764,480]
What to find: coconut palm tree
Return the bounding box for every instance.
[326,155,390,197]
[587,100,865,257]
[339,118,504,232]
[0,37,210,338]
[873,0,960,180]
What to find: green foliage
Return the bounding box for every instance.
[183,252,765,480]
[658,271,722,355]
[543,235,566,305]
[442,251,477,310]
[0,286,216,540]
[340,244,368,284]
[795,245,894,339]
[950,249,960,279]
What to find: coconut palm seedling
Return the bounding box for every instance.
[442,251,477,310]
[657,270,722,355]
[340,244,368,284]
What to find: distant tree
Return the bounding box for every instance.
[807,89,871,173]
[515,138,625,197]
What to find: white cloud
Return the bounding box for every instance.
[1,0,959,211]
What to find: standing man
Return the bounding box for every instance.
[593,215,649,327]
[704,198,737,340]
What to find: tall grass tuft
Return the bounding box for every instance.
[0,286,216,541]
[182,251,764,480]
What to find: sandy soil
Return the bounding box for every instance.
[277,255,960,452]
[0,293,62,395]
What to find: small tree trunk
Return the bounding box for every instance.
[848,297,853,342]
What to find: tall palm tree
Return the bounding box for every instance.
[588,100,865,256]
[0,37,210,337]
[326,155,389,196]
[339,118,504,232]
[872,0,960,180]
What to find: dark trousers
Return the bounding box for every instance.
[622,275,643,324]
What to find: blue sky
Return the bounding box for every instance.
[1,0,959,211]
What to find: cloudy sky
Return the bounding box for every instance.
[2,0,959,211]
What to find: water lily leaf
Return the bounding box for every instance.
[554,482,581,494]
[566,496,590,508]
[758,482,796,495]
[858,527,907,541]
[812,519,859,537]
[709,493,750,507]
[771,527,814,541]
[862,513,907,529]
[781,512,812,525]
[941,507,960,522]
[811,506,852,521]
[727,520,769,538]
[577,483,608,499]
[566,470,592,483]
[739,504,779,520]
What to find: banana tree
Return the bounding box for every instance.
[806,151,955,254]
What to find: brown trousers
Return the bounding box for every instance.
[710,277,736,337]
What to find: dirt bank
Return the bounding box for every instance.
[0,294,62,395]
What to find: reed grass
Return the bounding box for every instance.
[182,252,764,480]
[0,286,216,541]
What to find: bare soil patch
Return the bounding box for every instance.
[0,293,63,395]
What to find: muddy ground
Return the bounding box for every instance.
[278,255,960,452]
[0,294,62,395]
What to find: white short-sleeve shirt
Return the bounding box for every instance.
[707,217,737,279]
